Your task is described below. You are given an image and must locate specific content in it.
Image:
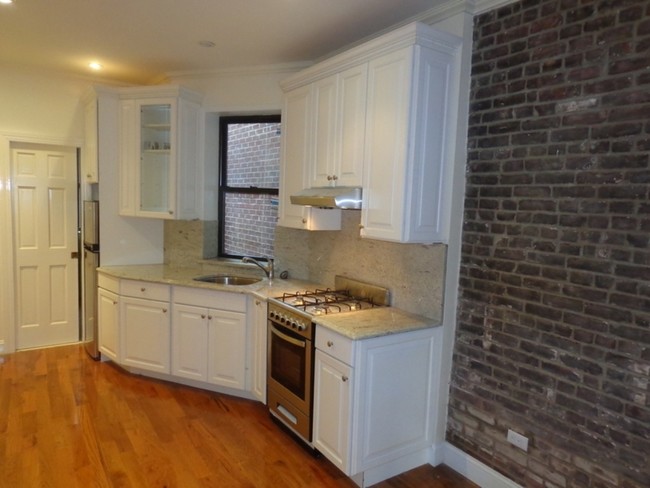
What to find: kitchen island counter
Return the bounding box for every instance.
[97,264,440,340]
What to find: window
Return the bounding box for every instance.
[218,115,281,260]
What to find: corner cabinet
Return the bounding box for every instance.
[313,325,441,485]
[118,86,203,220]
[278,22,461,243]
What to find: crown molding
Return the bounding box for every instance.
[473,0,519,15]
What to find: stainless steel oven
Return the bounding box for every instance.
[267,302,314,442]
[266,277,390,446]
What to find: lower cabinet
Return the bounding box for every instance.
[249,296,267,403]
[98,285,119,362]
[96,274,252,396]
[121,295,171,373]
[171,286,248,391]
[313,324,440,482]
[313,349,353,473]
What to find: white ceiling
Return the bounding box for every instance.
[0,0,446,84]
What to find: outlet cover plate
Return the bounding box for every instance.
[507,429,529,451]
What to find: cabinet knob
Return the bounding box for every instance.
[169,210,174,215]
[162,308,167,313]
[255,300,261,306]
[201,314,206,319]
[86,174,92,178]
[358,224,364,229]
[113,301,118,305]
[342,376,349,382]
[140,287,146,292]
[302,218,307,224]
[327,340,334,347]
[208,315,213,320]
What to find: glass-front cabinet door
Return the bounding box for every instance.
[118,85,203,220]
[138,101,175,217]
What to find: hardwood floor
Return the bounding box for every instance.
[0,345,477,487]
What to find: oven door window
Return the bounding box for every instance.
[269,324,307,400]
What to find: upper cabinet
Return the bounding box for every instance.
[118,85,203,220]
[82,86,119,185]
[278,22,461,243]
[310,65,367,188]
[277,84,342,231]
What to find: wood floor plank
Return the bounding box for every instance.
[0,345,477,487]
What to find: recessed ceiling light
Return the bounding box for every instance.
[88,62,103,71]
[198,40,215,48]
[0,0,14,5]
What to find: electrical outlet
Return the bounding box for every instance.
[507,429,529,452]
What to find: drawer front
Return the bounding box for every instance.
[173,286,247,312]
[97,273,120,294]
[316,326,354,365]
[121,280,170,301]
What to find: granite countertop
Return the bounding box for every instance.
[97,264,440,340]
[313,307,439,340]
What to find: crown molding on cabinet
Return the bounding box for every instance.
[280,22,462,92]
[473,0,518,14]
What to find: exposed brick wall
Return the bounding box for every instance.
[448,1,650,486]
[224,122,280,257]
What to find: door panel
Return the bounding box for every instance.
[12,144,79,349]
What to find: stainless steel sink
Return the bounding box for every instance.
[193,274,262,286]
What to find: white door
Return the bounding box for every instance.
[12,144,80,349]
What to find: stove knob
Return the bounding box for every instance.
[269,311,276,320]
[297,322,306,331]
[280,315,286,324]
[291,321,297,329]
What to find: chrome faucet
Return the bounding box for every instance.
[242,257,274,281]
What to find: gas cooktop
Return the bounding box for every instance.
[271,276,390,317]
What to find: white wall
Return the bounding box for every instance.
[0,67,92,352]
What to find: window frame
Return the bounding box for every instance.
[218,114,281,260]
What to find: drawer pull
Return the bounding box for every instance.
[342,376,348,382]
[327,340,334,347]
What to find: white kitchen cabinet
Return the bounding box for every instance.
[249,296,267,403]
[278,84,342,231]
[279,22,460,243]
[172,287,248,391]
[97,283,119,362]
[313,349,353,473]
[118,85,203,220]
[207,308,247,389]
[310,65,367,188]
[360,37,457,244]
[83,86,119,184]
[83,94,99,183]
[121,283,171,374]
[313,324,440,485]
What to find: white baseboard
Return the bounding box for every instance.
[442,442,523,488]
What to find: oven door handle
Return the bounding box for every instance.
[271,325,306,348]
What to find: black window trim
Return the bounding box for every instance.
[218,114,281,260]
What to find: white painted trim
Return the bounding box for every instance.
[443,443,524,488]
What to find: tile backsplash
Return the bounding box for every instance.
[165,211,445,320]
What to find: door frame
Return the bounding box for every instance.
[0,133,83,354]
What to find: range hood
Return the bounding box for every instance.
[290,187,362,209]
